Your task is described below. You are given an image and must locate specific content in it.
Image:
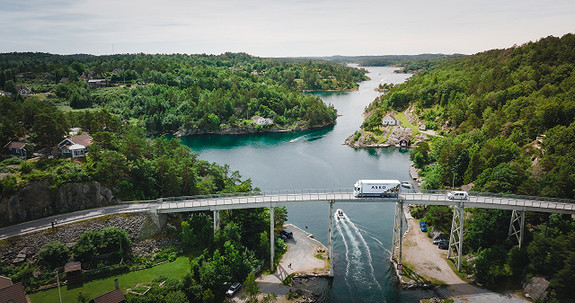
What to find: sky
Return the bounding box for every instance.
[1,0,574,57]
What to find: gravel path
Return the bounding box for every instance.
[402,210,530,302]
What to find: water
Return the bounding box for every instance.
[181,67,434,302]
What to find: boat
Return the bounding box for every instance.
[335,209,347,221]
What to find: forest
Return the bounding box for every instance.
[368,34,575,302]
[0,52,366,136]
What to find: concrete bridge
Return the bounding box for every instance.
[1,189,573,274]
[142,189,575,273]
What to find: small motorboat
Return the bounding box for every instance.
[335,209,346,221]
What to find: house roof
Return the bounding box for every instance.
[92,288,125,303]
[0,275,12,289]
[4,141,26,149]
[0,281,29,303]
[65,262,82,273]
[382,114,397,120]
[69,134,93,147]
[60,134,93,148]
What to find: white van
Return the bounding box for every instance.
[447,191,469,200]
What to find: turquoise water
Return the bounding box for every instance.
[181,67,434,302]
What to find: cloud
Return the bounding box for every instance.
[0,0,574,56]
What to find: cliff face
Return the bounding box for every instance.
[0,181,116,227]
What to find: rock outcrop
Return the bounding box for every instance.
[0,181,116,227]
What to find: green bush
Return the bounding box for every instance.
[38,241,70,269]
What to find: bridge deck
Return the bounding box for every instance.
[153,191,575,214]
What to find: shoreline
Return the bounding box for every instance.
[174,121,336,137]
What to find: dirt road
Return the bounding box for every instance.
[402,210,530,303]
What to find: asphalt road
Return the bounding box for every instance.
[0,203,151,240]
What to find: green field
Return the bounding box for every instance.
[28,257,190,303]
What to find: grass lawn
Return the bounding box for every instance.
[394,112,420,135]
[28,257,190,303]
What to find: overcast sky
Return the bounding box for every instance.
[1,0,574,57]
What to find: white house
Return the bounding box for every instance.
[58,134,93,158]
[382,114,398,126]
[252,116,273,125]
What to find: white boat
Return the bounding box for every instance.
[335,209,347,221]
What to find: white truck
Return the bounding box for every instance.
[353,180,401,197]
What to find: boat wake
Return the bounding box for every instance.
[335,209,385,302]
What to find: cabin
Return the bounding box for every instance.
[88,79,109,88]
[65,262,83,284]
[399,138,410,147]
[58,134,93,158]
[252,116,273,125]
[16,85,31,95]
[3,141,28,159]
[0,276,30,303]
[382,114,398,126]
[90,280,125,303]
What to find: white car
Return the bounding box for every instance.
[447,191,469,200]
[226,282,241,297]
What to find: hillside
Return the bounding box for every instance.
[0,52,367,136]
[360,34,575,198]
[356,33,575,302]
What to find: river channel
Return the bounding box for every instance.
[181,66,432,302]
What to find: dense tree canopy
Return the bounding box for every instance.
[376,34,575,198]
[0,52,367,135]
[401,34,575,301]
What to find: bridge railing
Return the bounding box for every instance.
[155,188,353,203]
[467,191,575,204]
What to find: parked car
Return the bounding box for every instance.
[447,191,469,200]
[419,221,427,232]
[280,229,293,239]
[226,282,241,297]
[432,236,447,245]
[438,239,449,250]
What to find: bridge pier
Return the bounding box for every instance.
[270,206,275,272]
[508,210,525,248]
[391,200,404,273]
[213,210,220,236]
[148,206,167,230]
[328,199,334,275]
[448,203,465,271]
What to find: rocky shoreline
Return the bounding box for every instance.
[174,121,336,137]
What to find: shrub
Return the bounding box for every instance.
[38,241,70,269]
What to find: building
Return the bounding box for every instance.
[382,114,398,126]
[64,262,83,284]
[90,280,125,303]
[399,138,410,147]
[3,141,27,159]
[252,116,273,125]
[88,79,109,88]
[58,134,93,158]
[0,276,30,303]
[16,86,31,95]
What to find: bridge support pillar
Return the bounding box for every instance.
[213,210,220,236]
[391,200,404,272]
[508,210,525,248]
[448,203,465,271]
[328,199,334,275]
[270,206,275,272]
[149,206,167,230]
